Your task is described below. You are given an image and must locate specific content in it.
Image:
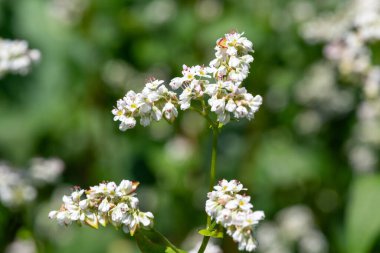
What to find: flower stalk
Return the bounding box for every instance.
[197,126,219,253]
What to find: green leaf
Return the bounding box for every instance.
[135,229,187,253]
[198,229,223,238]
[197,221,224,239]
[346,175,380,253]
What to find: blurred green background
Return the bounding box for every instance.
[1,0,380,252]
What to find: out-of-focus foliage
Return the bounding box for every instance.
[346,175,380,253]
[0,0,380,252]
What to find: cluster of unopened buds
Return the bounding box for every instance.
[48,180,154,235]
[0,38,40,77]
[206,179,265,252]
[112,31,262,129]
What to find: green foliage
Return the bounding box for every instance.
[346,175,380,253]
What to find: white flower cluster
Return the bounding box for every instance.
[112,79,179,131]
[0,158,64,208]
[113,32,262,130]
[48,180,154,236]
[206,179,265,252]
[0,38,40,78]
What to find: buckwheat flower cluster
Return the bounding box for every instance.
[112,79,179,131]
[48,180,154,235]
[205,32,262,124]
[206,179,265,252]
[170,32,262,124]
[113,32,262,130]
[0,38,40,78]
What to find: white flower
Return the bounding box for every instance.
[119,117,136,131]
[209,97,225,114]
[116,180,138,196]
[146,79,164,90]
[214,179,244,193]
[169,77,184,90]
[225,195,253,211]
[162,102,178,121]
[99,198,111,213]
[111,202,129,224]
[151,106,163,121]
[138,211,154,227]
[225,99,237,112]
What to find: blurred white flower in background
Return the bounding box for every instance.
[29,157,64,184]
[195,0,223,22]
[0,163,37,208]
[277,205,314,241]
[0,158,64,208]
[0,38,40,78]
[144,0,177,25]
[165,136,195,162]
[48,0,89,25]
[5,239,36,253]
[257,205,328,253]
[294,62,354,117]
[297,0,380,173]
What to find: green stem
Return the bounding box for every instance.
[197,236,210,253]
[198,127,219,253]
[209,128,218,193]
